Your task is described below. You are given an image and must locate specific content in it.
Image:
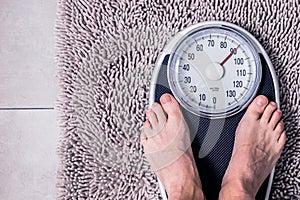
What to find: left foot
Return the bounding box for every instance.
[220,95,286,199]
[141,94,205,200]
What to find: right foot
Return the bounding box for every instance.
[141,94,205,200]
[220,95,286,199]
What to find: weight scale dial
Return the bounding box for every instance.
[167,23,262,118]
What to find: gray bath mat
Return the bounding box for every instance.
[56,0,300,199]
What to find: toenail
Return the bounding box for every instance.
[277,109,282,114]
[161,95,171,104]
[151,102,159,108]
[270,102,277,106]
[256,97,267,106]
[146,109,150,115]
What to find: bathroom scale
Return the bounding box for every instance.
[149,21,280,200]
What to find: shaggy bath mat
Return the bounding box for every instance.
[56,0,300,199]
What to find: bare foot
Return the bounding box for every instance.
[141,94,205,200]
[220,95,286,199]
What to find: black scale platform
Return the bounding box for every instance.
[152,54,276,200]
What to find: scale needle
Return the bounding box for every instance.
[220,44,240,66]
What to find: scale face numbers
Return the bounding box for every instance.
[167,23,262,118]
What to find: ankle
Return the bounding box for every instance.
[219,180,255,200]
[168,181,205,200]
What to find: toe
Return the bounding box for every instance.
[244,95,269,120]
[269,109,282,129]
[141,120,151,145]
[142,120,152,135]
[159,94,181,117]
[146,109,158,127]
[150,102,167,126]
[277,131,286,152]
[274,121,285,137]
[140,133,147,145]
[261,102,277,125]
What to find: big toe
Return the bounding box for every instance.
[160,94,181,117]
[244,95,269,120]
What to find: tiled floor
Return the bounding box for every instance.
[0,1,59,199]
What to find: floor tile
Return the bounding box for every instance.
[0,0,57,108]
[0,110,59,200]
